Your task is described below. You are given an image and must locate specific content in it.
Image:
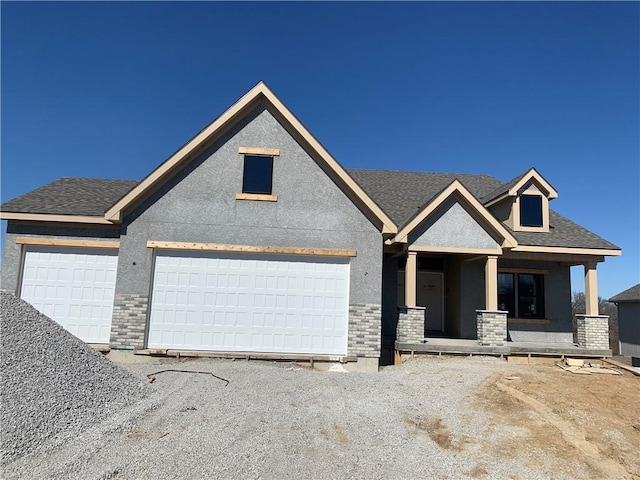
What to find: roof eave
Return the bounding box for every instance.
[509,245,622,256]
[0,212,117,225]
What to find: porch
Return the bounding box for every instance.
[395,335,612,362]
[386,249,613,357]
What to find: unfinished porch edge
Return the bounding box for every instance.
[394,341,611,358]
[133,349,359,363]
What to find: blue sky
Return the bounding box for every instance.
[1,2,638,298]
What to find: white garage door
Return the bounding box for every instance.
[20,246,119,343]
[148,251,350,355]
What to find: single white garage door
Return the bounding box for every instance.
[20,246,118,343]
[148,251,350,355]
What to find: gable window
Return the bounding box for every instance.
[242,155,273,195]
[519,195,543,227]
[498,272,545,319]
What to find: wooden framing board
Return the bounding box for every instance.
[235,193,278,202]
[238,147,280,156]
[134,349,357,363]
[147,241,357,257]
[15,237,120,249]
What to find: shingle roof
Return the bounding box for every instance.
[348,168,619,251]
[347,169,501,228]
[609,284,640,303]
[508,211,620,250]
[480,170,528,203]
[1,178,139,217]
[2,170,621,252]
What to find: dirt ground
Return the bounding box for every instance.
[3,355,639,480]
[474,360,640,480]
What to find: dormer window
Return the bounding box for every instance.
[484,168,557,233]
[520,195,543,227]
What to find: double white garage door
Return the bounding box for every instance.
[148,251,350,355]
[21,246,350,355]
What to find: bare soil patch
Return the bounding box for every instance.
[475,363,640,479]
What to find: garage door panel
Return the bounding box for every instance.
[20,246,118,344]
[149,251,349,355]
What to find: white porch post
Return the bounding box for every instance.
[584,261,599,316]
[485,255,498,310]
[405,251,417,308]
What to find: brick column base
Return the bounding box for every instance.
[576,314,609,350]
[397,306,426,344]
[476,310,507,346]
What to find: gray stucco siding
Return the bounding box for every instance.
[0,223,121,294]
[409,199,499,250]
[117,106,382,306]
[456,259,573,343]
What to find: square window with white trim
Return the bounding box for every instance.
[242,155,273,195]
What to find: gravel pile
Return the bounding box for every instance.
[0,293,148,464]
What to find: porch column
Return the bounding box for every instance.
[477,255,506,346]
[485,255,498,310]
[576,261,610,351]
[584,261,599,316]
[405,251,417,308]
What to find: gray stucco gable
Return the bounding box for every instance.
[408,199,500,250]
[116,105,383,305]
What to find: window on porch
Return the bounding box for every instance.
[498,272,545,319]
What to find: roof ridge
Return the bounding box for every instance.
[346,167,498,179]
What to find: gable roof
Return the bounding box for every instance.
[347,169,501,228]
[609,284,640,303]
[392,179,517,248]
[350,168,620,252]
[481,167,558,205]
[0,178,137,223]
[103,81,397,234]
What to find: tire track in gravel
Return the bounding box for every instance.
[495,381,632,480]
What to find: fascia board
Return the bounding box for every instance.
[508,168,558,199]
[0,212,115,225]
[104,82,397,234]
[105,82,268,222]
[510,245,622,256]
[258,87,397,234]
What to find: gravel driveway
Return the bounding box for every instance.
[3,356,586,480]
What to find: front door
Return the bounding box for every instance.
[417,272,444,332]
[397,270,445,332]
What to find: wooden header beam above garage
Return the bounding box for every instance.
[146,241,357,258]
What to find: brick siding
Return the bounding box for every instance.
[348,304,381,358]
[110,293,148,349]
